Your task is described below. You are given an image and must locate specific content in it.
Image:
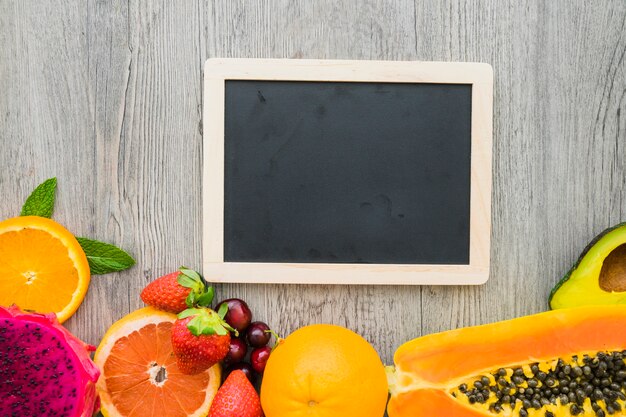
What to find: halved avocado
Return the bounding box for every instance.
[550,222,626,309]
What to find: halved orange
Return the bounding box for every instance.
[0,215,90,322]
[95,307,221,417]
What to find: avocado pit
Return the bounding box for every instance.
[599,244,626,292]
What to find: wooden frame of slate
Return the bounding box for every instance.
[203,58,493,285]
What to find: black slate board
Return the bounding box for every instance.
[224,80,472,265]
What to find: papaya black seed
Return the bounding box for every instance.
[545,377,556,387]
[512,376,524,385]
[596,410,606,417]
[537,371,547,381]
[497,368,507,377]
[570,404,581,415]
[584,366,593,376]
[468,395,476,404]
[593,388,604,400]
[522,399,531,409]
[514,368,524,377]
[545,412,554,417]
[606,404,615,415]
[572,366,583,377]
[501,395,511,403]
[481,376,490,386]
[474,381,483,390]
[531,364,539,374]
[559,394,569,405]
[519,408,528,417]
[459,383,467,393]
[527,378,538,388]
[531,399,541,409]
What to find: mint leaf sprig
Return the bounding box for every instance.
[20,177,136,275]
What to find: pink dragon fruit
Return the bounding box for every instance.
[0,305,100,417]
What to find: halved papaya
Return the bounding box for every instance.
[388,306,626,417]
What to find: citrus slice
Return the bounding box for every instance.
[0,215,90,322]
[95,307,221,417]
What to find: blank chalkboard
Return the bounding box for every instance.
[203,59,492,285]
[224,80,472,264]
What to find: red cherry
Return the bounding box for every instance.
[216,298,252,332]
[246,321,271,347]
[223,362,255,384]
[251,346,272,374]
[224,337,247,364]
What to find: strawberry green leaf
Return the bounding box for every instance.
[180,307,234,337]
[21,177,57,218]
[177,274,199,289]
[178,308,203,319]
[187,315,215,336]
[179,267,203,283]
[196,287,214,307]
[76,237,135,275]
[185,292,197,308]
[217,302,228,319]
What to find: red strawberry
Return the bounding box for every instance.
[171,307,236,375]
[209,370,262,417]
[140,267,214,313]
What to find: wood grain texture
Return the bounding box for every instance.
[0,0,625,403]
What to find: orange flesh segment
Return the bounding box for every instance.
[394,305,626,384]
[103,322,212,417]
[389,389,486,417]
[0,228,79,313]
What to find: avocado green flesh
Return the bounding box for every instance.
[550,223,626,309]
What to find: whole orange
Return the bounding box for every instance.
[260,324,388,417]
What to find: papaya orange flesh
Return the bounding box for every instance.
[388,306,626,417]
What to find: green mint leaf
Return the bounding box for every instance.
[76,237,135,275]
[196,287,214,307]
[20,177,57,218]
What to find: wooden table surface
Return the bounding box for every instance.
[1,0,625,372]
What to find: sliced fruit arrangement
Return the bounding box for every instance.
[0,305,100,417]
[94,307,221,417]
[551,222,626,309]
[0,178,134,322]
[261,324,388,417]
[387,305,626,417]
